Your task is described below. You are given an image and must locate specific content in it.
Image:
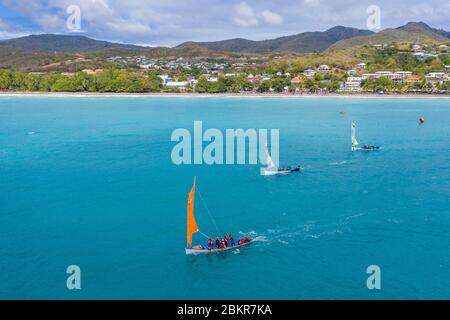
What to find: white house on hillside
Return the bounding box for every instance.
[303,69,316,77]
[356,63,367,69]
[317,64,330,72]
[158,75,172,85]
[166,81,189,87]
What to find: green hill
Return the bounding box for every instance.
[177,26,374,54]
[328,22,449,51]
[0,34,141,53]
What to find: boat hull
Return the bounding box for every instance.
[186,239,254,255]
[261,167,302,176]
[352,146,382,151]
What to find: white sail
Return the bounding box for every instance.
[351,122,359,148]
[265,145,277,169]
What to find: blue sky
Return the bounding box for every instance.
[0,0,448,46]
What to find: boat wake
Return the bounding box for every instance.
[240,212,369,249]
[329,160,351,166]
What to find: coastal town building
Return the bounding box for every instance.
[291,77,301,84]
[425,72,449,85]
[356,63,367,70]
[414,52,438,61]
[166,81,190,88]
[361,71,414,83]
[82,69,103,75]
[439,44,449,52]
[342,76,363,92]
[393,71,413,81]
[426,72,447,79]
[406,75,421,83]
[317,64,331,73]
[159,75,172,85]
[303,69,316,78]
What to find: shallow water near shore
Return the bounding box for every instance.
[0,96,449,299]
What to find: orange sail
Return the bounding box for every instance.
[186,177,199,247]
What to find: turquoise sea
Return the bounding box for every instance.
[0,96,449,299]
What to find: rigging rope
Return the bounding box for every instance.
[198,231,211,239]
[196,186,223,237]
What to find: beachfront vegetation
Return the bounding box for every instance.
[0,69,163,93]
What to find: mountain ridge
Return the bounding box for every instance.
[0,22,448,55]
[328,22,449,51]
[176,26,374,54]
[0,34,141,52]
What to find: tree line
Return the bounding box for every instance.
[0,69,163,93]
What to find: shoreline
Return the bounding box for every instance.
[0,91,449,99]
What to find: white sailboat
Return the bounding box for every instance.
[260,145,301,176]
[351,122,360,151]
[351,122,381,151]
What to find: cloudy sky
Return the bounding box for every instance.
[0,0,448,46]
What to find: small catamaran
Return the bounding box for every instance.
[260,145,302,176]
[185,177,253,255]
[351,122,382,151]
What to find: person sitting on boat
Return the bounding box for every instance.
[215,237,221,249]
[238,237,250,246]
[363,145,379,150]
[222,236,228,249]
[207,238,213,251]
[228,234,235,247]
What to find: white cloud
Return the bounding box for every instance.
[106,20,152,34]
[260,10,284,26]
[34,14,65,32]
[0,18,10,30]
[0,0,448,45]
[233,2,259,27]
[304,0,320,6]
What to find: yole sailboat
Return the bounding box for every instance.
[260,145,302,176]
[351,122,382,151]
[185,177,253,255]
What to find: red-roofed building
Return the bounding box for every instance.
[291,76,301,84]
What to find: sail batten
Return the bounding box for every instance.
[186,177,199,248]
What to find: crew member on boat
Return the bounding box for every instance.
[222,236,228,249]
[229,234,235,247]
[238,237,251,246]
[208,238,213,251]
[215,237,221,249]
